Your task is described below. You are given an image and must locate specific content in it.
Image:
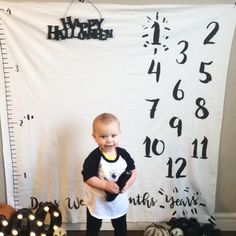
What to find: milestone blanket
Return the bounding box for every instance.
[0,2,236,223]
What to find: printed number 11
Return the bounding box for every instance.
[191,137,208,159]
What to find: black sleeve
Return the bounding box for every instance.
[81,148,101,182]
[117,147,135,171]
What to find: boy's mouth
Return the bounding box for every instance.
[104,145,114,149]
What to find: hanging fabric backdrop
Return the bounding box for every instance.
[0,2,235,224]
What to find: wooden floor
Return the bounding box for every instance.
[68,231,140,236]
[67,231,236,236]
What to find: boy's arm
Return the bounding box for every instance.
[85,177,120,194]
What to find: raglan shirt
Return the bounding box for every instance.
[82,147,135,219]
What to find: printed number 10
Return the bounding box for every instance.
[143,136,165,158]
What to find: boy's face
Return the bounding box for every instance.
[93,120,120,153]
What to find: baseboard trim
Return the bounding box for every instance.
[64,212,236,231]
[215,212,236,231]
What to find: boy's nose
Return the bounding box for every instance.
[107,136,112,142]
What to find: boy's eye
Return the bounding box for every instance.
[112,134,117,138]
[100,135,107,138]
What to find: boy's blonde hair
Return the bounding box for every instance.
[93,113,120,133]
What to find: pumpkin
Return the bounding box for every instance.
[201,223,216,236]
[211,228,222,236]
[170,227,184,236]
[0,203,16,234]
[174,217,189,231]
[53,226,67,236]
[0,203,16,220]
[186,217,202,236]
[144,222,170,236]
[168,217,177,227]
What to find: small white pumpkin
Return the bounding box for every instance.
[170,227,184,236]
[144,222,170,236]
[53,227,67,236]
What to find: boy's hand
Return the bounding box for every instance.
[105,181,120,194]
[120,183,129,193]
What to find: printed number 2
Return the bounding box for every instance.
[204,21,219,45]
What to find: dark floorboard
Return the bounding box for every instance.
[67,231,236,236]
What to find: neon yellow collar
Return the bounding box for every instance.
[102,152,116,161]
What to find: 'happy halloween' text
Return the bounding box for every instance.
[47,17,113,40]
